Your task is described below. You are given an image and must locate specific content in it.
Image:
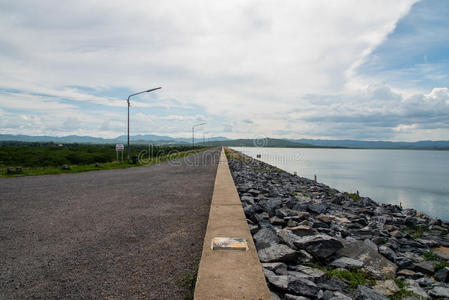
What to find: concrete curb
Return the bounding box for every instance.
[194,147,271,300]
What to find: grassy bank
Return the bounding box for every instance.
[1,142,209,177]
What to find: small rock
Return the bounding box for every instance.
[258,244,298,263]
[373,280,400,296]
[330,291,352,300]
[276,207,299,218]
[378,246,397,262]
[429,286,449,298]
[331,257,364,269]
[432,246,449,260]
[413,261,435,275]
[284,294,310,300]
[289,225,318,237]
[254,227,279,249]
[435,267,449,283]
[397,269,421,279]
[308,204,328,214]
[297,211,311,220]
[240,195,255,205]
[415,277,435,287]
[292,265,327,282]
[293,234,343,259]
[271,291,282,300]
[262,262,288,275]
[263,269,289,290]
[364,239,378,252]
[355,285,389,300]
[288,277,320,298]
[270,216,285,225]
[248,224,258,234]
[337,240,397,277]
[404,280,428,299]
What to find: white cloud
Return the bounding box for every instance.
[4,0,448,141]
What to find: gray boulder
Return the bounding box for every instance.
[435,267,449,283]
[262,262,288,275]
[331,257,364,269]
[292,265,327,282]
[288,277,321,298]
[253,227,279,249]
[355,285,389,300]
[258,244,298,263]
[263,269,289,290]
[289,225,318,237]
[413,261,435,276]
[277,229,302,249]
[429,286,449,298]
[284,294,310,300]
[337,240,397,277]
[330,291,352,300]
[293,234,343,259]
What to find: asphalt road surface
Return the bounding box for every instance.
[0,148,220,299]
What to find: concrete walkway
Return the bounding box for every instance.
[194,148,271,299]
[0,148,220,299]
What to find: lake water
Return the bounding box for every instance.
[232,147,449,221]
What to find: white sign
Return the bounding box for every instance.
[116,144,125,151]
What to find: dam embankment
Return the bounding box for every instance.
[227,148,449,299]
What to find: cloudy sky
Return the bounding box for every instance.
[1,0,448,141]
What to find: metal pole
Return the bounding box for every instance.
[127,98,130,161]
[192,123,205,150]
[126,87,161,162]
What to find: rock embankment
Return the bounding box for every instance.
[227,150,449,300]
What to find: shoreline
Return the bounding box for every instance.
[226,148,449,299]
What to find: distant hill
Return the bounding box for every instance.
[0,134,229,145]
[289,139,449,150]
[1,134,448,150]
[203,138,319,148]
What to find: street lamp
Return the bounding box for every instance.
[126,87,161,161]
[192,122,205,149]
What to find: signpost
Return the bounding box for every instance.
[116,144,124,162]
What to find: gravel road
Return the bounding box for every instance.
[0,148,220,299]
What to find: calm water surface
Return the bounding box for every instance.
[232,147,449,221]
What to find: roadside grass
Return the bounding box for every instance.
[1,148,208,177]
[177,258,200,300]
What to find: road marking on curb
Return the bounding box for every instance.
[212,237,248,251]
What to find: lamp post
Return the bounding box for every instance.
[126,87,161,161]
[192,122,205,149]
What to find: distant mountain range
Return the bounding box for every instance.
[1,134,448,150]
[0,134,229,145]
[288,139,449,150]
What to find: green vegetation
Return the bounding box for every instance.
[406,224,428,238]
[224,147,248,163]
[177,258,200,300]
[344,192,361,202]
[324,269,375,289]
[390,289,416,300]
[0,142,208,177]
[423,251,439,261]
[435,261,449,272]
[421,251,449,272]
